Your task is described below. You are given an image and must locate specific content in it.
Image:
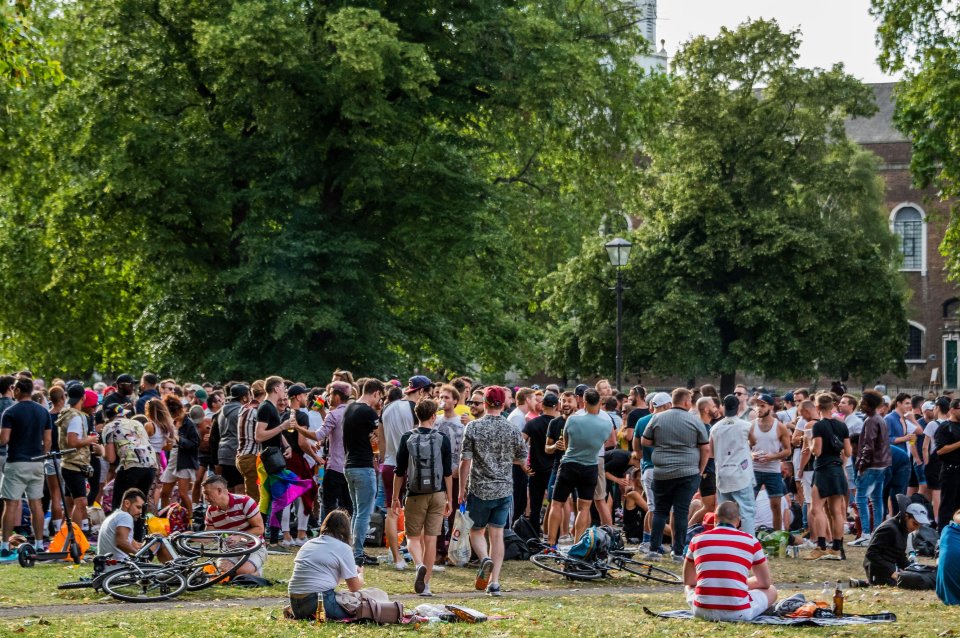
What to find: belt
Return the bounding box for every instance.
[289,592,314,599]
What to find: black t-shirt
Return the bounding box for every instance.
[343,402,379,469]
[522,415,555,473]
[280,409,310,456]
[0,400,52,462]
[935,419,960,465]
[603,448,632,478]
[49,410,61,453]
[812,418,849,470]
[626,408,650,431]
[546,416,567,472]
[395,427,453,493]
[256,400,283,449]
[102,391,132,412]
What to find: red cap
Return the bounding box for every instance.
[702,512,717,531]
[484,386,506,407]
[83,390,99,409]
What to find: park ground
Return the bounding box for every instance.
[0,545,956,637]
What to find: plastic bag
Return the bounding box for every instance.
[48,523,90,559]
[448,504,473,567]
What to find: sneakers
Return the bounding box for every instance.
[795,538,817,550]
[847,534,871,547]
[804,548,842,561]
[414,564,427,594]
[0,548,17,563]
[280,539,296,548]
[432,564,445,573]
[418,586,434,597]
[642,551,662,562]
[475,557,493,591]
[486,582,502,597]
[558,534,574,544]
[670,553,685,563]
[267,543,293,554]
[293,537,308,547]
[394,559,408,571]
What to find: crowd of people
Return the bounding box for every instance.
[1,369,959,618]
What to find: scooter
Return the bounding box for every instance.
[18,449,84,567]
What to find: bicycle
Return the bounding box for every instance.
[58,530,263,601]
[528,540,681,584]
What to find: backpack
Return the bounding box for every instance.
[910,524,939,558]
[567,526,610,561]
[511,516,538,544]
[502,529,531,560]
[405,429,444,494]
[599,525,624,552]
[909,493,936,524]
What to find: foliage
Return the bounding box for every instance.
[0,2,63,88]
[545,19,908,392]
[0,1,665,381]
[871,0,960,281]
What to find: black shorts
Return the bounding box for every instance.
[552,462,598,504]
[699,470,717,497]
[219,463,244,487]
[198,454,212,468]
[927,456,943,490]
[813,463,847,498]
[61,468,89,500]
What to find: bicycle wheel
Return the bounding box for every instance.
[612,556,682,584]
[101,566,188,602]
[530,552,603,581]
[172,531,263,558]
[185,554,249,591]
[57,579,94,590]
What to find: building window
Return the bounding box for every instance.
[890,204,926,272]
[945,298,960,319]
[907,321,925,362]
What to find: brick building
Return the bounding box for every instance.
[847,83,960,391]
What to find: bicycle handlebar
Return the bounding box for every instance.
[30,449,77,462]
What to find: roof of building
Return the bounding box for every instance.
[845,82,907,144]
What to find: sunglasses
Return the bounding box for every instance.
[466,400,482,406]
[734,392,746,396]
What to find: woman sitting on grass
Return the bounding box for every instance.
[286,509,363,620]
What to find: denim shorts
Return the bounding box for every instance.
[753,471,786,498]
[466,494,511,529]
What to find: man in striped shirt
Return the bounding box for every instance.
[683,501,778,621]
[202,475,268,576]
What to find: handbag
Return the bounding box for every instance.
[260,446,286,475]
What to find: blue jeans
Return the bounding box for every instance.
[466,494,511,529]
[855,468,885,534]
[883,464,910,519]
[719,484,757,538]
[345,467,377,561]
[650,473,701,556]
[289,589,350,621]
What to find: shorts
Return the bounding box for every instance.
[43,458,58,477]
[235,544,267,576]
[466,494,510,529]
[812,463,848,498]
[845,463,856,489]
[699,470,717,498]
[641,468,656,513]
[61,468,90,499]
[926,456,943,490]
[687,587,769,622]
[553,462,599,504]
[909,461,926,487]
[0,461,44,500]
[594,456,607,501]
[753,471,786,498]
[160,464,195,483]
[404,491,446,536]
[219,463,244,487]
[198,454,211,468]
[381,465,406,505]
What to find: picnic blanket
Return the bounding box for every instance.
[643,608,897,627]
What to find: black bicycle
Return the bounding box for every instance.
[529,540,681,584]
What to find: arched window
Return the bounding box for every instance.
[944,297,960,319]
[906,321,925,362]
[890,204,927,274]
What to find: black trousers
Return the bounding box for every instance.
[939,464,960,532]
[512,465,529,525]
[527,470,550,537]
[112,466,156,541]
[321,469,353,520]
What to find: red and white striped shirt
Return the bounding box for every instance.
[205,493,259,533]
[685,526,766,611]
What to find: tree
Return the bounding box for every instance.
[0,2,63,88]
[545,19,908,394]
[871,0,960,281]
[0,1,665,380]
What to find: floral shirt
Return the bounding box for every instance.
[461,414,527,500]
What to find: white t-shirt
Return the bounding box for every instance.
[304,408,323,469]
[506,408,527,433]
[287,535,358,594]
[66,415,85,438]
[98,510,135,561]
[710,416,755,493]
[755,488,791,529]
[381,400,416,466]
[791,419,809,472]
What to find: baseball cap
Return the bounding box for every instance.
[574,383,589,397]
[542,393,559,408]
[722,394,740,416]
[330,381,352,399]
[103,403,126,419]
[66,384,86,404]
[287,383,308,397]
[194,388,208,402]
[782,391,794,403]
[116,374,135,385]
[905,503,931,525]
[405,375,433,394]
[83,389,99,409]
[922,401,936,412]
[650,392,672,409]
[230,384,250,399]
[484,386,506,407]
[756,393,774,406]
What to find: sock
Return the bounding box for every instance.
[0,541,8,551]
[643,533,651,544]
[817,537,827,550]
[52,519,63,533]
[832,539,842,551]
[80,520,90,531]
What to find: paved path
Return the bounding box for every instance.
[0,582,820,620]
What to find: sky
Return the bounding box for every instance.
[655,0,897,83]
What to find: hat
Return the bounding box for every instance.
[905,503,931,525]
[83,389,99,409]
[756,393,774,406]
[194,388,208,402]
[404,375,433,394]
[722,394,740,416]
[922,401,936,412]
[287,383,308,397]
[542,393,559,408]
[103,403,125,419]
[116,374,135,385]
[574,383,589,397]
[484,386,506,406]
[66,384,86,404]
[188,405,206,422]
[650,392,672,409]
[230,384,250,399]
[782,391,795,403]
[330,381,352,399]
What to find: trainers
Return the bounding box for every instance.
[414,564,427,594]
[280,539,296,548]
[475,557,493,591]
[486,582,502,597]
[558,534,574,544]
[803,548,828,560]
[819,550,843,561]
[395,559,408,571]
[293,537,308,547]
[418,586,434,597]
[847,534,871,547]
[268,543,293,554]
[0,548,17,563]
[642,551,662,562]
[670,553,685,563]
[361,554,379,566]
[795,538,817,550]
[432,564,445,573]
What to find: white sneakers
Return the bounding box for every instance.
[847,534,871,547]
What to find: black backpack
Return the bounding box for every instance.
[512,516,538,543]
[502,529,531,561]
[405,429,444,494]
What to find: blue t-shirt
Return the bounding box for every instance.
[0,400,52,462]
[560,412,611,467]
[938,523,960,605]
[633,413,655,472]
[885,412,907,451]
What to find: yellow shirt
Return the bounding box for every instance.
[454,404,474,421]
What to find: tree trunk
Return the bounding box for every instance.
[719,371,736,397]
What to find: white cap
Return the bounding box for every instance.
[650,392,673,409]
[905,503,931,526]
[922,401,936,412]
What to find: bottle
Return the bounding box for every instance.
[315,593,326,624]
[821,581,832,602]
[832,582,844,617]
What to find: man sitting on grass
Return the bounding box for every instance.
[864,494,935,589]
[684,501,778,622]
[202,474,268,577]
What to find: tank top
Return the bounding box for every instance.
[148,424,166,454]
[752,419,783,473]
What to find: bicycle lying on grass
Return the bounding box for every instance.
[58,530,263,602]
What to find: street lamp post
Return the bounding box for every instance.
[605,238,632,392]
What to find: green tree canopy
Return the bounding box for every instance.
[545,19,908,394]
[0,2,63,88]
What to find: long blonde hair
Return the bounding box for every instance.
[146,398,177,446]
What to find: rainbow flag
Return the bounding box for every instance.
[266,468,315,528]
